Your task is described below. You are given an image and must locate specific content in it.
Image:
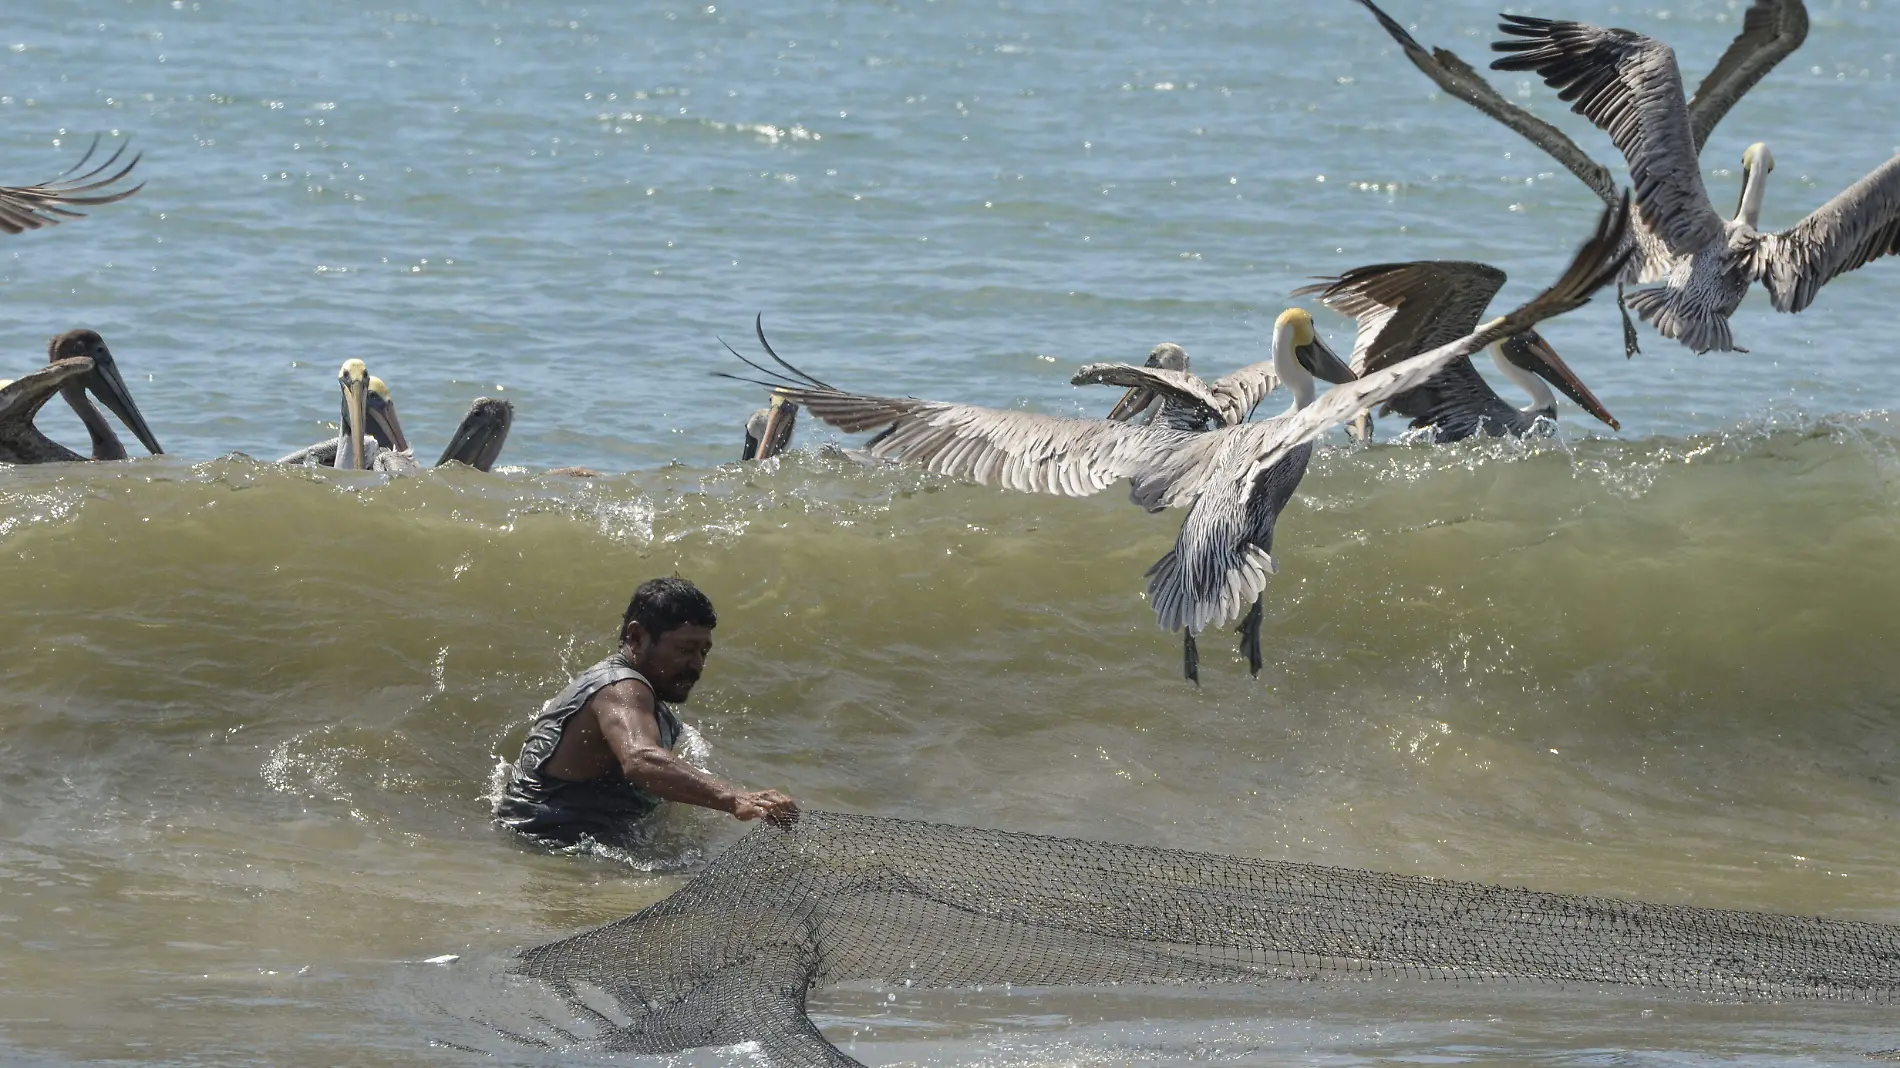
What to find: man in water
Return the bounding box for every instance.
[495,577,797,844]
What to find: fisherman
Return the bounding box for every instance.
[494,577,797,844]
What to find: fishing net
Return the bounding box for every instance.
[511,810,1900,1066]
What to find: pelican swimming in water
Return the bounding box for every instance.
[0,137,143,235]
[0,331,163,463]
[1351,0,1809,354]
[0,359,101,463]
[1081,342,1301,432]
[435,397,514,471]
[1294,261,1620,442]
[279,362,413,470]
[741,393,799,461]
[731,199,1630,681]
[1489,13,1900,353]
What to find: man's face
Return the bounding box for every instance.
[624,622,714,704]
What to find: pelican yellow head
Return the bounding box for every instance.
[1742,142,1775,174]
[1275,307,1316,347]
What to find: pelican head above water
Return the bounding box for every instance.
[1493,329,1619,430]
[364,376,410,455]
[336,359,370,470]
[742,393,799,461]
[1104,343,1191,424]
[45,329,164,459]
[436,397,513,471]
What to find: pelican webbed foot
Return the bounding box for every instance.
[1182,631,1200,686]
[1236,599,1264,677]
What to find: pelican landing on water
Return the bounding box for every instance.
[1351,0,1809,355]
[1489,13,1900,354]
[1295,261,1619,442]
[723,198,1629,680]
[0,331,163,464]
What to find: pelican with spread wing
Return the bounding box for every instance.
[1489,13,1900,353]
[1351,0,1808,353]
[731,314,1353,681]
[1295,260,1620,442]
[1081,342,1297,432]
[729,200,1626,679]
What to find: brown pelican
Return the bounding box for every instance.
[1294,261,1620,441]
[1490,14,1900,353]
[728,312,1354,681]
[0,137,142,235]
[20,329,164,460]
[279,364,412,470]
[0,358,99,463]
[1081,342,1291,432]
[1351,0,1808,354]
[731,199,1629,680]
[741,394,799,460]
[435,397,514,471]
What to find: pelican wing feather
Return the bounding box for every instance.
[1296,260,1506,374]
[1072,363,1229,423]
[1686,0,1809,150]
[1243,194,1634,481]
[1752,154,1900,314]
[1352,0,1616,205]
[1492,16,1725,259]
[0,138,143,236]
[774,386,1191,498]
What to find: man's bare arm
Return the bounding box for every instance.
[590,681,796,821]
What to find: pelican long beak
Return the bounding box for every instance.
[338,362,369,470]
[1735,153,1754,221]
[367,396,410,453]
[1296,335,1356,386]
[756,394,799,460]
[1106,386,1157,423]
[85,347,163,455]
[1508,332,1620,430]
[435,398,512,471]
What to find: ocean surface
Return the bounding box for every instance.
[3,0,1900,1064]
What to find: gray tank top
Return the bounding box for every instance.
[494,653,683,842]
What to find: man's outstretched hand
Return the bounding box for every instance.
[729,788,799,824]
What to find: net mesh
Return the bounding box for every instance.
[512,810,1900,1066]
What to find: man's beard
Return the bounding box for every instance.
[657,676,698,704]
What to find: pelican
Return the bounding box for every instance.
[435,397,514,471]
[1490,14,1900,353]
[1081,342,1299,432]
[729,200,1629,681]
[1352,0,1809,354]
[741,393,799,461]
[0,358,101,463]
[14,329,164,461]
[279,363,412,470]
[1294,261,1620,441]
[726,314,1355,681]
[0,137,143,235]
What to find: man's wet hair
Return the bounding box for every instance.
[622,577,717,641]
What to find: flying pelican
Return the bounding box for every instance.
[1294,261,1620,441]
[726,315,1354,681]
[731,199,1630,680]
[741,394,799,461]
[1490,13,1900,353]
[1351,0,1809,354]
[0,137,143,235]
